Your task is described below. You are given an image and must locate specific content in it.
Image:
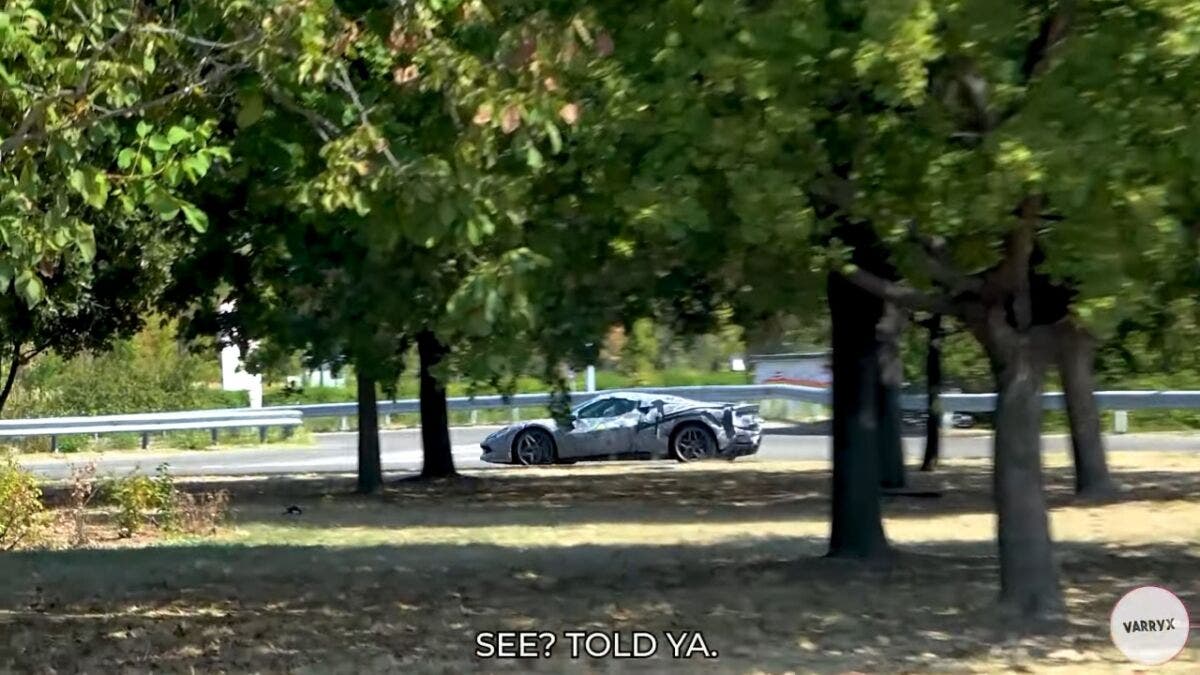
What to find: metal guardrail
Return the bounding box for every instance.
[278,384,1200,422]
[0,384,1190,451]
[0,408,303,452]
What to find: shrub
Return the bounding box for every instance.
[0,455,45,550]
[171,490,230,535]
[67,462,99,547]
[107,463,176,537]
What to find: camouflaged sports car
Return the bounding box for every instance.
[479,391,763,465]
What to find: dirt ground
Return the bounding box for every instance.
[2,451,1198,673]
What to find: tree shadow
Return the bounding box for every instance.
[168,460,1200,532]
[0,538,1195,672]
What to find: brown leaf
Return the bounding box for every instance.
[472,103,494,126]
[595,31,614,57]
[500,105,522,134]
[558,102,580,126]
[393,64,420,85]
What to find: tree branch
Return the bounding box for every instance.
[135,24,260,50]
[905,221,983,294]
[842,267,955,315]
[0,341,20,415]
[332,64,402,170]
[264,85,340,142]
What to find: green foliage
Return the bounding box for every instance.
[0,454,44,549]
[0,2,247,410]
[106,463,175,537]
[8,321,224,418]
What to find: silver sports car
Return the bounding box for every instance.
[479,391,763,465]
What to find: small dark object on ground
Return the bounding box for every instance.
[283,505,303,516]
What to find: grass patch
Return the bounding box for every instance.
[1,453,1198,672]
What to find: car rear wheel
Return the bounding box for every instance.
[513,428,557,465]
[671,424,716,462]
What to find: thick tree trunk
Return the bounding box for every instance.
[1054,320,1114,497]
[921,316,943,472]
[826,272,890,559]
[0,341,20,415]
[417,329,456,479]
[356,370,382,494]
[989,334,1064,618]
[876,303,906,488]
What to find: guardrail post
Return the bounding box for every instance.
[210,428,218,445]
[140,433,149,449]
[339,416,349,432]
[50,435,57,453]
[258,426,267,443]
[383,413,392,427]
[511,407,519,423]
[1114,410,1129,434]
[470,409,478,425]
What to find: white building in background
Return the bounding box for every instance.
[217,302,263,408]
[220,343,263,408]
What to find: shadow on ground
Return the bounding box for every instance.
[1,537,1196,672]
[94,460,1200,531]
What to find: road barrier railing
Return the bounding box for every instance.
[281,385,1200,434]
[6,385,1195,451]
[0,408,304,452]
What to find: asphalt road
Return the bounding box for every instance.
[18,425,1200,480]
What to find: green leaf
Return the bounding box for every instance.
[236,91,265,128]
[117,148,136,170]
[147,190,180,221]
[180,203,209,232]
[0,262,13,293]
[14,272,44,307]
[166,126,190,146]
[525,145,544,169]
[76,225,96,262]
[67,168,109,208]
[136,121,153,138]
[67,169,86,196]
[545,122,563,154]
[148,135,171,152]
[182,153,212,181]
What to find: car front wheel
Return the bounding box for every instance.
[513,428,557,465]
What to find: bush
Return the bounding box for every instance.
[67,463,99,547]
[171,490,230,535]
[106,463,176,537]
[0,455,45,549]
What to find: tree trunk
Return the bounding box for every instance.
[356,370,382,494]
[1054,320,1114,496]
[417,329,456,479]
[826,272,890,559]
[988,333,1064,618]
[0,341,21,415]
[876,303,906,488]
[921,316,943,472]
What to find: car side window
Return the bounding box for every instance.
[575,399,613,419]
[607,398,637,416]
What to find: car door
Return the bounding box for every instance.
[562,397,639,458]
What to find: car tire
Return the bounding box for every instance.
[512,428,557,466]
[670,424,717,463]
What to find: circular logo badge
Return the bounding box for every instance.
[1110,586,1190,665]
